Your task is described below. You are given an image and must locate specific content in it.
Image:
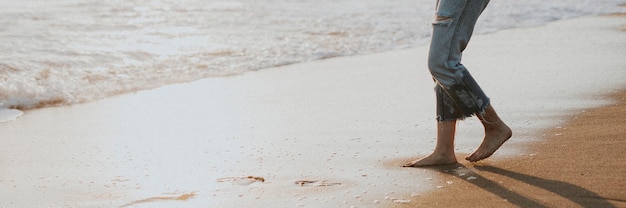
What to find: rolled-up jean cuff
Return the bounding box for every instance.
[436,95,490,122]
[434,75,490,122]
[429,0,491,122]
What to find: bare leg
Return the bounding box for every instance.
[404,120,458,167]
[466,105,512,162]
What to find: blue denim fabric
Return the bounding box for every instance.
[428,0,491,121]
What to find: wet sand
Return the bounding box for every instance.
[1,14,625,208]
[396,91,626,208]
[395,14,626,208]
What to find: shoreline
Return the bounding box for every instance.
[1,14,625,208]
[0,5,626,112]
[393,13,626,208]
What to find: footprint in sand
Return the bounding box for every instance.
[120,192,197,207]
[294,180,342,187]
[0,109,23,122]
[216,176,265,185]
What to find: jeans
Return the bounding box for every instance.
[428,0,491,121]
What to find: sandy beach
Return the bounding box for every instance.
[396,13,626,208]
[396,90,626,208]
[1,14,625,208]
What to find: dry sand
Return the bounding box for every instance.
[1,14,625,208]
[395,91,626,208]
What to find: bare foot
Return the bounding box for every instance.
[404,153,458,167]
[465,121,512,162]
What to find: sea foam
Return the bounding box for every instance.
[1,0,624,109]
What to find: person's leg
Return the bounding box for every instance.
[404,0,470,167]
[404,120,458,167]
[428,0,491,119]
[407,0,511,166]
[446,0,511,162]
[466,105,512,162]
[404,84,459,167]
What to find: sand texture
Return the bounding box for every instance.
[1,15,625,208]
[396,91,626,207]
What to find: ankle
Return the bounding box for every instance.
[480,117,501,125]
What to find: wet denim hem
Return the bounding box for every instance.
[428,0,491,121]
[436,89,490,122]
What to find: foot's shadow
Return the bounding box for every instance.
[474,165,617,208]
[423,164,616,208]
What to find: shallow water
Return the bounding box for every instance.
[1,0,624,109]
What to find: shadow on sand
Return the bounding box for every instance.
[423,164,616,208]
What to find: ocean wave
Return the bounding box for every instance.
[1,0,624,109]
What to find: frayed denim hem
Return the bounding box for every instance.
[436,100,489,122]
[434,79,490,122]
